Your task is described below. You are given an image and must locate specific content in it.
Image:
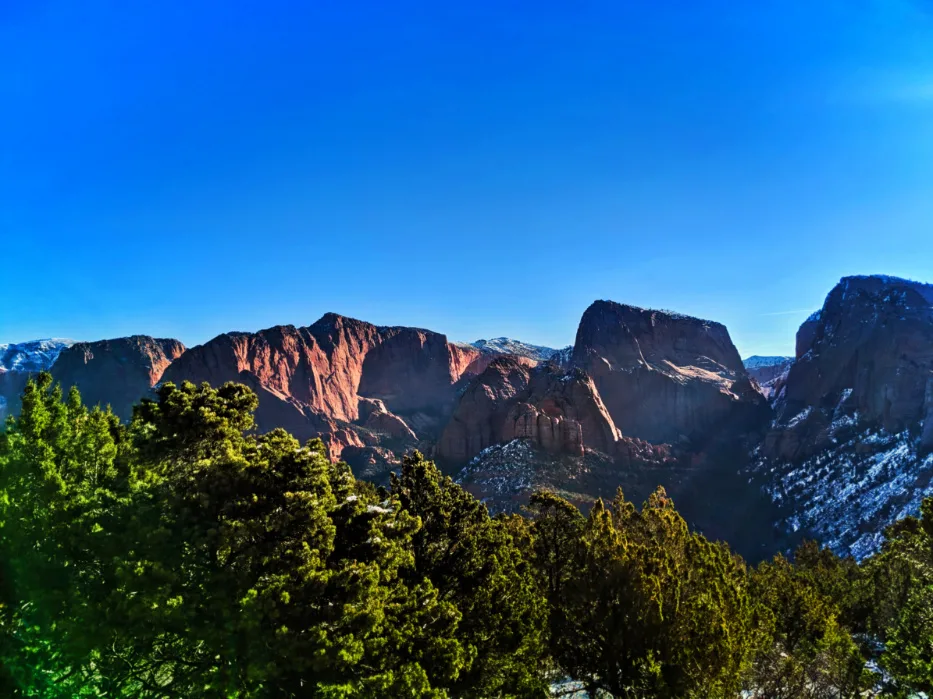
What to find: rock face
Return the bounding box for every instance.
[438,358,622,463]
[752,276,933,558]
[744,356,794,386]
[571,301,770,445]
[765,275,933,461]
[51,336,186,420]
[796,311,822,359]
[161,314,490,458]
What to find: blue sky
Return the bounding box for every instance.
[2,0,932,357]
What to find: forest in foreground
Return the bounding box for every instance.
[0,375,931,697]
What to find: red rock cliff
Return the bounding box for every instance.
[570,300,769,444]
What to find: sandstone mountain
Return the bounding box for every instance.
[51,336,187,420]
[7,278,933,560]
[764,275,933,461]
[570,301,770,445]
[159,313,494,464]
[752,275,933,558]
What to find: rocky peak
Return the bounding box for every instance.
[572,301,745,375]
[51,336,186,420]
[768,275,933,456]
[753,275,933,558]
[161,313,492,457]
[0,338,75,374]
[570,300,767,444]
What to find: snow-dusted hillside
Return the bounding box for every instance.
[743,356,794,398]
[0,339,74,373]
[743,355,793,370]
[470,337,572,365]
[750,424,933,560]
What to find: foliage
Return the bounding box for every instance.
[1,374,932,697]
[530,487,751,698]
[391,453,548,697]
[869,497,933,696]
[747,551,873,698]
[0,377,467,697]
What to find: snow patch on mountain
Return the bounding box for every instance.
[743,356,794,400]
[750,427,933,560]
[456,439,540,506]
[743,355,793,370]
[847,274,933,303]
[469,337,572,365]
[0,339,74,373]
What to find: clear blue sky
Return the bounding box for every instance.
[3,0,932,357]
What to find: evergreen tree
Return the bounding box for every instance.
[532,487,751,698]
[869,497,933,696]
[0,377,471,697]
[391,452,548,698]
[0,372,125,696]
[747,553,873,697]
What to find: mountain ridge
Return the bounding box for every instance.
[4,278,932,560]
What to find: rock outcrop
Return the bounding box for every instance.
[50,336,186,420]
[358,397,418,442]
[437,358,622,463]
[570,301,770,445]
[765,275,933,461]
[160,314,491,458]
[744,356,794,386]
[751,275,933,559]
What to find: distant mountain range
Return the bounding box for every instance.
[2,275,932,562]
[743,355,793,370]
[742,355,794,393]
[466,338,572,365]
[0,339,74,373]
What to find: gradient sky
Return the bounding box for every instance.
[3,0,933,357]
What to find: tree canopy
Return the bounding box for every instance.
[0,374,930,697]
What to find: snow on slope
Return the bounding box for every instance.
[743,355,793,370]
[0,339,74,373]
[750,426,933,560]
[743,356,794,400]
[470,337,572,365]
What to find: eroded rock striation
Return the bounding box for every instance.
[160,314,490,458]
